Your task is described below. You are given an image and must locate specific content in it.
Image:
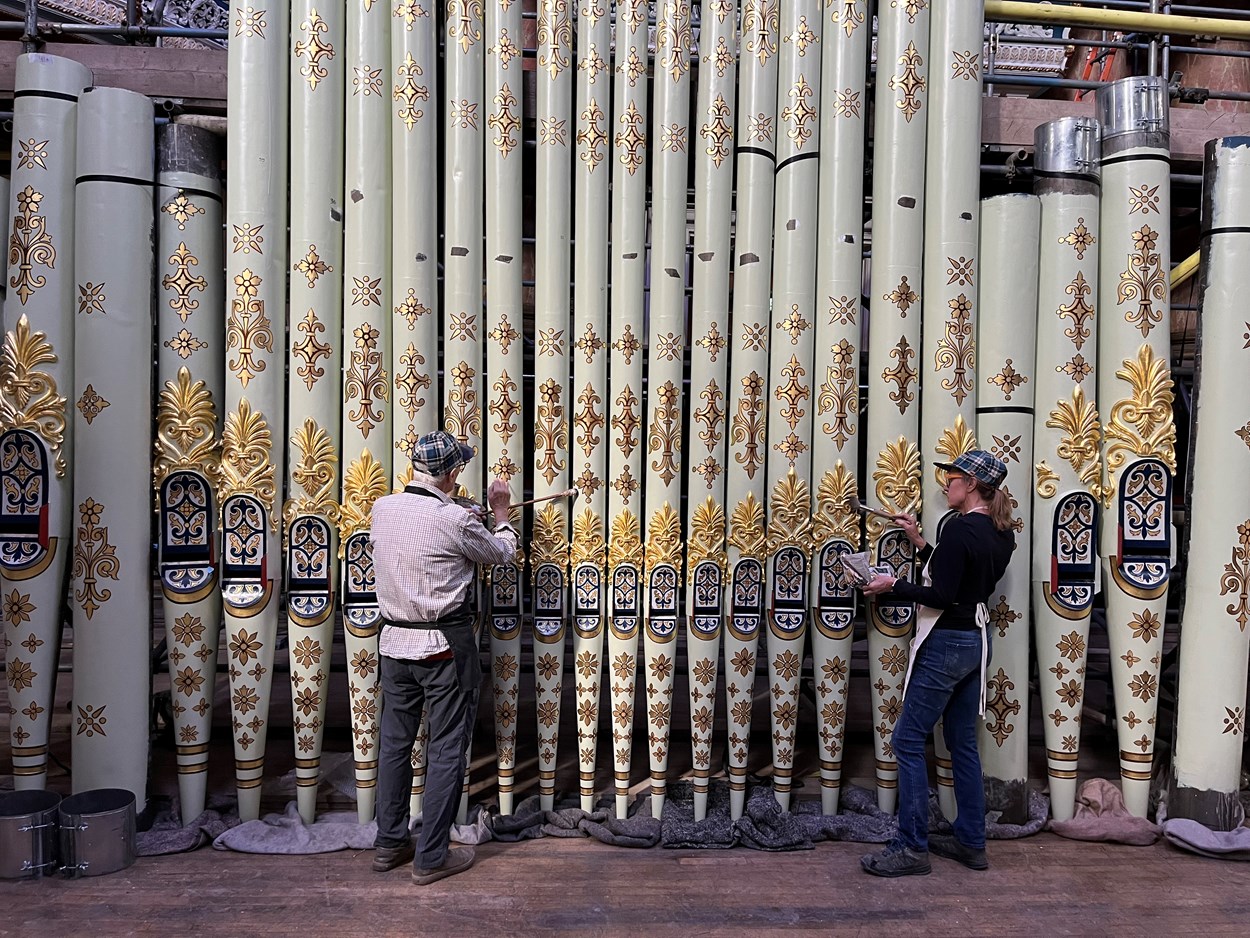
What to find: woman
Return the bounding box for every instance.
[859,449,1015,877]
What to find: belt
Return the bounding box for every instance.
[382,604,473,631]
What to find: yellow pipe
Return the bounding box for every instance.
[985,0,1250,41]
[1171,249,1200,288]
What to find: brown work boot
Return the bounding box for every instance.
[372,840,416,872]
[412,845,475,886]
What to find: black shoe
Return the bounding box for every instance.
[372,841,416,872]
[860,844,931,878]
[928,834,989,870]
[412,845,475,886]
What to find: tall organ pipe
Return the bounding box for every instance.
[154,123,225,825]
[1031,116,1103,822]
[1095,76,1176,819]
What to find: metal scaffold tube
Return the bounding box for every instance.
[985,0,1250,40]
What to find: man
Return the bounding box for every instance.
[370,430,516,885]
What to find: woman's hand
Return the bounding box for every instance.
[896,513,924,550]
[861,573,897,596]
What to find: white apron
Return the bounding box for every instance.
[899,558,991,716]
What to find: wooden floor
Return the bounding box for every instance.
[6,620,1248,935]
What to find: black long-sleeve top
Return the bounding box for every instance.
[890,511,1016,630]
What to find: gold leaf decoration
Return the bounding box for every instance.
[72,498,119,619]
[8,186,56,305]
[813,461,859,545]
[0,315,67,476]
[1117,224,1168,338]
[645,502,683,572]
[934,415,977,488]
[531,502,569,569]
[767,468,812,556]
[687,497,727,576]
[338,449,387,546]
[1035,461,1060,499]
[728,493,767,561]
[153,366,221,493]
[282,417,339,525]
[1105,344,1177,499]
[1046,385,1104,500]
[817,339,857,449]
[870,437,921,542]
[648,380,682,485]
[570,507,606,569]
[220,397,275,520]
[607,509,643,570]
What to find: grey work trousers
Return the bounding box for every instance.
[374,624,480,869]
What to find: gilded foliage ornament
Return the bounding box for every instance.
[570,507,606,569]
[0,315,67,475]
[221,398,276,519]
[1104,344,1177,489]
[687,497,727,576]
[1046,385,1104,499]
[648,380,682,485]
[532,503,569,569]
[444,361,480,449]
[934,415,977,488]
[227,268,273,388]
[645,502,683,572]
[535,377,568,486]
[732,371,766,480]
[339,449,387,544]
[283,418,339,525]
[813,461,859,545]
[607,509,644,569]
[1035,461,1059,499]
[870,437,921,540]
[935,294,975,405]
[768,469,812,556]
[154,367,221,490]
[345,323,389,437]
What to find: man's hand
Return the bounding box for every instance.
[861,573,898,597]
[487,478,511,519]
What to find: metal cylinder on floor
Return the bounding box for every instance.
[70,86,155,807]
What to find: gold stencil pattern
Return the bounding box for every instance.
[781,76,817,149]
[1221,520,1250,631]
[1118,225,1168,338]
[742,0,779,68]
[1,315,68,476]
[535,378,568,486]
[227,268,273,388]
[883,336,917,415]
[447,0,483,53]
[616,101,646,175]
[444,361,480,446]
[648,380,681,485]
[293,245,331,288]
[9,186,55,305]
[889,41,926,123]
[163,243,207,323]
[76,385,110,425]
[292,310,332,391]
[731,371,766,480]
[574,384,604,458]
[537,0,572,80]
[489,83,520,157]
[161,193,203,230]
[818,339,857,449]
[655,0,691,83]
[577,99,607,171]
[832,0,865,37]
[490,370,520,445]
[294,9,335,91]
[1057,271,1094,350]
[701,94,733,168]
[1060,217,1095,259]
[393,53,429,131]
[73,498,120,619]
[935,294,975,405]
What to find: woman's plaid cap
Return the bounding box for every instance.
[933,449,1008,489]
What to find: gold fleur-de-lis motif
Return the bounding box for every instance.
[489,27,521,67]
[613,385,640,456]
[984,668,1020,746]
[394,288,431,329]
[444,361,480,448]
[648,381,682,485]
[1047,385,1104,500]
[935,294,975,405]
[882,335,916,414]
[1118,224,1168,337]
[1221,520,1250,630]
[987,359,1027,401]
[575,384,604,458]
[221,398,276,518]
[488,83,520,157]
[1,315,67,475]
[294,10,335,91]
[781,76,817,149]
[577,99,608,171]
[1104,344,1177,492]
[163,242,207,323]
[731,371,766,480]
[884,276,918,316]
[226,268,273,388]
[72,497,120,619]
[817,339,857,448]
[700,94,733,168]
[693,379,724,452]
[535,378,568,486]
[154,367,220,489]
[339,450,388,545]
[292,309,331,390]
[489,370,520,446]
[1060,217,1096,259]
[537,0,572,80]
[615,100,646,175]
[934,415,977,488]
[393,52,429,131]
[889,41,926,123]
[345,325,387,440]
[283,418,340,524]
[446,0,483,54]
[1057,271,1095,350]
[161,193,202,230]
[813,461,860,546]
[951,49,979,81]
[393,0,427,29]
[742,0,780,68]
[870,437,921,542]
[395,343,430,423]
[655,0,691,83]
[76,384,110,425]
[8,186,56,305]
[832,0,865,37]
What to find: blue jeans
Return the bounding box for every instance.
[891,628,991,852]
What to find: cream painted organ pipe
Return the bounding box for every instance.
[1031,116,1103,822]
[70,86,155,806]
[155,124,225,825]
[1,53,92,791]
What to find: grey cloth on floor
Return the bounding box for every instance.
[1162,818,1250,860]
[137,796,241,856]
[1047,778,1160,846]
[486,793,661,848]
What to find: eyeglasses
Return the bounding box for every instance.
[944,473,971,488]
